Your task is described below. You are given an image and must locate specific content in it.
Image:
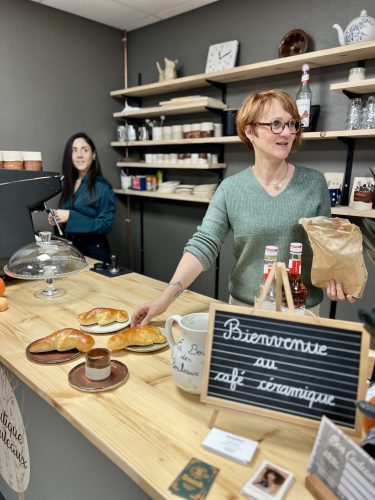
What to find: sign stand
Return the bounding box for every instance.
[208,261,295,429]
[305,474,339,500]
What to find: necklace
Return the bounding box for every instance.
[254,163,289,191]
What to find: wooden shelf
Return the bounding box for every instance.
[113,188,211,203]
[111,130,375,147]
[111,41,375,98]
[116,162,226,169]
[114,102,227,119]
[330,78,375,95]
[331,205,375,218]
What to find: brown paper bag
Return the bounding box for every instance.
[299,216,368,298]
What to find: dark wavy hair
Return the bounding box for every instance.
[59,132,103,205]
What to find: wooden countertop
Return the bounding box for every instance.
[0,268,317,499]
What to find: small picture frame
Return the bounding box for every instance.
[349,176,374,208]
[241,460,294,499]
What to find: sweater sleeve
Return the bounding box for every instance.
[65,182,116,235]
[184,184,230,270]
[317,172,332,217]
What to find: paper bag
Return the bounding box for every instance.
[299,216,368,298]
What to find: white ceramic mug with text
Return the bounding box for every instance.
[165,312,209,395]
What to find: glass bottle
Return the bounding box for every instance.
[296,64,312,129]
[284,242,307,314]
[346,98,362,130]
[254,245,278,310]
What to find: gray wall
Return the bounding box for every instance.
[120,0,375,321]
[0,0,127,261]
[0,0,374,322]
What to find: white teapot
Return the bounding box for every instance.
[333,10,375,46]
[165,312,209,395]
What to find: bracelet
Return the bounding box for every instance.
[167,280,184,297]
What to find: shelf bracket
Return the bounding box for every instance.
[337,137,355,206]
[205,79,227,103]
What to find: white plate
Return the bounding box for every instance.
[126,341,169,352]
[80,319,130,334]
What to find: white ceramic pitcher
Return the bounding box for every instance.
[165,312,209,395]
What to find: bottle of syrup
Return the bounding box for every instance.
[254,245,278,310]
[285,242,307,314]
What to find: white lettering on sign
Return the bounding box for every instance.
[256,377,336,409]
[214,368,245,391]
[0,365,30,492]
[254,358,277,370]
[346,450,375,482]
[223,318,328,356]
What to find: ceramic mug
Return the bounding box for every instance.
[165,312,209,394]
[328,187,341,207]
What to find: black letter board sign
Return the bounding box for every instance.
[201,304,369,436]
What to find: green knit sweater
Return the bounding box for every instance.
[184,166,331,307]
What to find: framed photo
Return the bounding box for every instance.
[242,460,294,499]
[349,177,374,208]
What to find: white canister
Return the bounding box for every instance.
[214,123,223,137]
[152,127,162,140]
[172,125,183,140]
[348,67,366,82]
[162,126,172,140]
[2,151,23,170]
[120,170,132,189]
[23,151,43,171]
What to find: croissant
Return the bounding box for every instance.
[29,328,95,353]
[107,326,166,351]
[78,307,129,326]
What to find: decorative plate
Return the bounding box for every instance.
[26,341,82,364]
[278,29,309,58]
[79,319,130,334]
[68,360,128,392]
[126,341,169,352]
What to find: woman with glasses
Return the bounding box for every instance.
[131,89,354,326]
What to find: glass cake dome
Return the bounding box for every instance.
[4,231,88,299]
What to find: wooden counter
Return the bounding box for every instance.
[0,268,317,499]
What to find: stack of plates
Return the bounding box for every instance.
[193,184,218,199]
[175,184,196,195]
[158,181,180,194]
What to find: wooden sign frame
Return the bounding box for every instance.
[201,303,369,436]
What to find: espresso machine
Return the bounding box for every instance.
[0,169,62,274]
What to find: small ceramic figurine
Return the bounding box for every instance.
[333,10,375,45]
[156,57,178,82]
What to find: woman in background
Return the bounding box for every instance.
[48,132,116,262]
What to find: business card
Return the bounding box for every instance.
[201,427,258,465]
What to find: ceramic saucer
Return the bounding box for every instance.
[126,341,169,352]
[68,360,128,392]
[26,341,83,364]
[80,319,130,334]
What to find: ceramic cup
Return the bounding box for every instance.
[328,187,341,207]
[85,348,111,381]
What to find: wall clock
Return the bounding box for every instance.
[205,40,239,73]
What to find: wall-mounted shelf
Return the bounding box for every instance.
[111,130,375,147]
[330,78,375,95]
[114,102,227,119]
[116,162,226,169]
[332,205,375,218]
[111,41,375,98]
[113,188,211,203]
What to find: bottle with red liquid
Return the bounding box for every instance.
[254,245,278,310]
[284,242,307,314]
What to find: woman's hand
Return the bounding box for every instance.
[54,209,70,224]
[131,299,168,327]
[327,279,356,303]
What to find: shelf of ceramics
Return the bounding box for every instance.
[331,205,375,218]
[113,102,227,119]
[111,130,375,147]
[111,137,240,146]
[111,41,375,98]
[330,78,375,95]
[113,188,212,203]
[116,162,226,169]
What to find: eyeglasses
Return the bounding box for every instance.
[255,119,301,134]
